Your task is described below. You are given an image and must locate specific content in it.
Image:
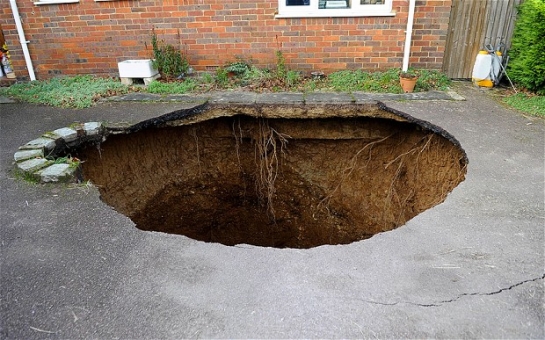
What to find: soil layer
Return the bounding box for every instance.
[79,109,467,248]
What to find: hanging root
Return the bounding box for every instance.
[191,127,202,177]
[232,118,243,171]
[254,118,290,221]
[384,133,436,223]
[318,133,394,210]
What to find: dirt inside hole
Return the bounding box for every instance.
[79,113,467,249]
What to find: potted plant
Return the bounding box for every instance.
[399,70,418,93]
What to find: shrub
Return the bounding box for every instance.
[151,30,190,78]
[507,0,545,94]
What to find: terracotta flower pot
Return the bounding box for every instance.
[400,76,418,93]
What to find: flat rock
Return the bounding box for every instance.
[14,149,44,162]
[37,163,76,183]
[19,137,56,151]
[16,158,51,172]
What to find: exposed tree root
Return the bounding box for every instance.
[318,133,394,211]
[253,118,290,221]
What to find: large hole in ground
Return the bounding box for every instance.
[78,104,467,249]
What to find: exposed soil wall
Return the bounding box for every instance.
[79,107,467,248]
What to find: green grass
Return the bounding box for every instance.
[0,75,129,108]
[503,93,545,117]
[323,69,450,93]
[146,79,196,94]
[0,68,452,108]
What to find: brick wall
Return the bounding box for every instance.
[0,0,451,80]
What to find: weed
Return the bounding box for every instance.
[416,70,450,91]
[286,70,301,88]
[147,79,196,94]
[48,155,81,168]
[275,50,287,80]
[200,72,214,84]
[151,29,190,78]
[13,168,40,184]
[215,67,229,88]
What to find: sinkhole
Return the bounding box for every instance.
[78,103,467,249]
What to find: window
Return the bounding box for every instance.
[34,0,79,5]
[278,0,394,18]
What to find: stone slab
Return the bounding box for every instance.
[52,127,78,143]
[83,122,103,136]
[305,92,354,103]
[37,163,76,183]
[14,149,44,162]
[164,94,206,102]
[19,137,56,151]
[16,158,51,173]
[255,92,305,105]
[207,91,257,104]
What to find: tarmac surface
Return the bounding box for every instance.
[1,83,544,339]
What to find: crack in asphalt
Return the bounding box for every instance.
[361,274,545,308]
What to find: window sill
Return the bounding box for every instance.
[275,10,396,18]
[34,0,79,5]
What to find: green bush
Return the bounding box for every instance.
[507,0,545,94]
[151,30,189,78]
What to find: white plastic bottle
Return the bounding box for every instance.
[472,50,493,87]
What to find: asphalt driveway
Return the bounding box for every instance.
[1,84,543,339]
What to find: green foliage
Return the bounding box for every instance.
[416,69,451,91]
[503,93,545,117]
[286,70,301,88]
[200,72,214,84]
[151,30,189,78]
[225,61,251,75]
[50,155,81,168]
[507,0,545,94]
[244,66,273,82]
[0,68,452,107]
[325,69,450,93]
[146,79,196,94]
[327,69,401,93]
[275,50,287,79]
[13,169,40,184]
[215,67,229,87]
[0,75,129,108]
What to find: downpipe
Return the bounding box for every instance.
[9,0,36,80]
[402,0,416,72]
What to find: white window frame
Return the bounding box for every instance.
[34,0,79,5]
[277,0,395,18]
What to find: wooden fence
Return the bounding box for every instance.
[442,0,522,79]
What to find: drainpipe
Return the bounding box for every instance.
[402,0,416,72]
[9,0,36,80]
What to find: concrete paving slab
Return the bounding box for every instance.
[256,92,305,104]
[0,84,543,339]
[13,149,44,162]
[36,163,75,183]
[305,92,354,103]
